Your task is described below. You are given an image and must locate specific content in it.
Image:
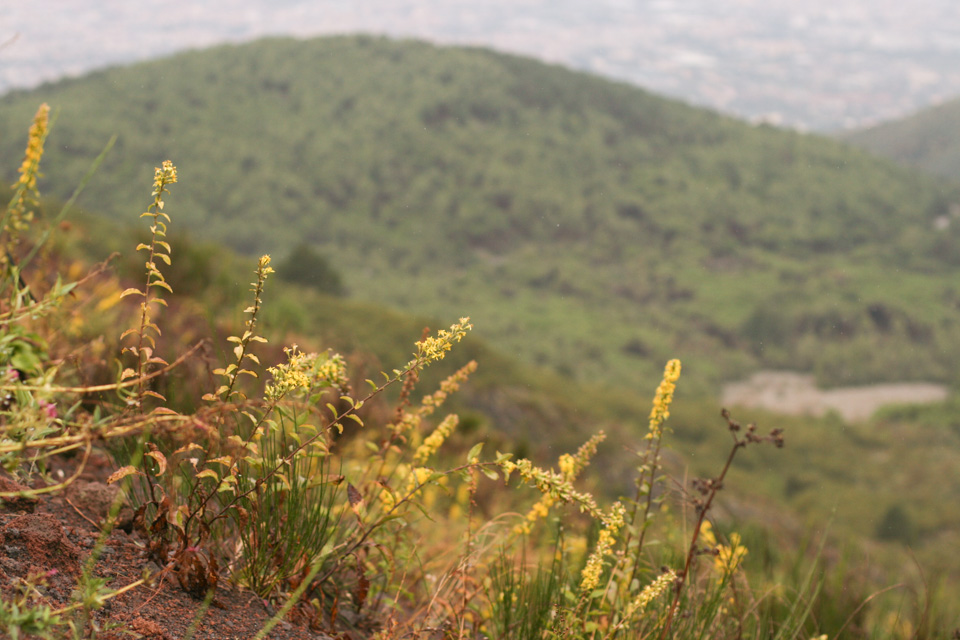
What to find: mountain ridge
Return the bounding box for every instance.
[841,96,960,180]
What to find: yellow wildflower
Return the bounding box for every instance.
[513,495,556,535]
[647,359,681,439]
[715,532,748,573]
[404,466,440,496]
[622,570,676,622]
[501,458,602,520]
[420,361,478,413]
[699,520,717,548]
[6,103,50,249]
[579,502,626,594]
[413,414,459,465]
[153,159,178,193]
[13,103,49,195]
[265,346,312,401]
[558,454,576,478]
[257,254,275,274]
[380,487,397,513]
[314,353,349,389]
[407,318,472,369]
[514,433,605,535]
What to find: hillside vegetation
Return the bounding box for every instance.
[842,97,960,180]
[2,36,960,394]
[2,103,960,635]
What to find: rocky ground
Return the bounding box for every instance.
[0,451,336,640]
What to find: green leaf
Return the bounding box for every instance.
[150,280,173,293]
[466,442,484,463]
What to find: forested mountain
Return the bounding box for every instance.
[3,35,960,390]
[842,97,960,180]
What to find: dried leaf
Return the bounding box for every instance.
[173,442,204,456]
[144,451,168,476]
[354,570,371,613]
[106,466,140,484]
[347,483,364,514]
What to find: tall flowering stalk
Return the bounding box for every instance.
[207,255,274,403]
[624,359,681,593]
[611,569,676,633]
[120,161,177,411]
[3,103,50,257]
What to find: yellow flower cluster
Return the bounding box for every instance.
[392,412,421,438]
[716,532,748,573]
[404,465,444,497]
[514,432,606,535]
[265,346,349,402]
[413,413,459,465]
[265,346,313,401]
[514,495,556,536]
[392,361,477,441]
[380,486,397,513]
[314,353,349,389]
[622,569,676,621]
[647,359,681,439]
[699,520,717,547]
[257,254,275,275]
[421,360,477,411]
[7,103,50,245]
[579,502,626,593]
[500,458,602,520]
[408,317,472,369]
[153,159,178,194]
[13,103,49,195]
[699,521,748,574]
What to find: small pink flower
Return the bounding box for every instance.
[46,569,58,577]
[6,369,19,381]
[39,400,57,420]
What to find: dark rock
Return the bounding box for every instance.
[0,512,81,579]
[66,480,134,530]
[0,475,38,513]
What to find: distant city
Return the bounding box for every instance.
[2,0,958,131]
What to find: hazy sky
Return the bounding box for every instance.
[2,0,958,129]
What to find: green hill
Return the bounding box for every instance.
[3,35,960,392]
[841,97,960,180]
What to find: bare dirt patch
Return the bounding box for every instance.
[721,370,949,422]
